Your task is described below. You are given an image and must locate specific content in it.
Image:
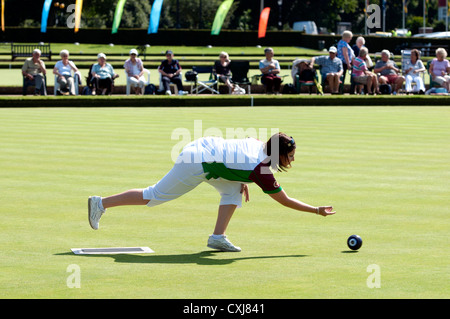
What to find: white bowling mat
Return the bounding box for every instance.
[71,247,154,255]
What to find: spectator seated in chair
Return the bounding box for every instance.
[259,47,282,94]
[91,53,119,96]
[374,50,405,95]
[213,51,234,93]
[292,59,316,83]
[310,46,343,94]
[53,49,79,96]
[21,49,47,96]
[429,47,450,92]
[124,48,148,95]
[403,49,426,94]
[292,58,322,94]
[351,47,379,95]
[158,50,186,96]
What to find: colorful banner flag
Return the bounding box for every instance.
[40,0,53,33]
[211,0,234,35]
[258,7,270,38]
[74,0,83,33]
[148,0,164,34]
[112,0,127,34]
[1,0,5,32]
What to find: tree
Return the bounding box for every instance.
[81,0,150,29]
[2,0,443,34]
[158,0,238,29]
[281,0,360,33]
[121,0,152,28]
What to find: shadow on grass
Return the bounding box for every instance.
[55,250,308,266]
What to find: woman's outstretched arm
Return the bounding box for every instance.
[268,189,335,217]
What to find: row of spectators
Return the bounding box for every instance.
[21,39,450,96]
[293,31,450,95]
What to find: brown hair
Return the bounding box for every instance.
[411,49,420,59]
[264,132,296,172]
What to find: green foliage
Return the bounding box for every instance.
[121,0,152,28]
[81,0,151,28]
[407,16,428,34]
[237,9,252,31]
[2,0,447,34]
[283,0,360,33]
[159,0,238,29]
[432,19,446,32]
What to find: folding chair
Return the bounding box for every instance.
[23,74,47,96]
[295,68,322,95]
[291,59,319,94]
[189,66,219,95]
[399,50,424,94]
[229,60,253,94]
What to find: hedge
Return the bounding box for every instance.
[1,95,449,108]
[1,27,302,47]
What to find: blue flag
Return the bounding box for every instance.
[41,0,53,33]
[148,0,164,34]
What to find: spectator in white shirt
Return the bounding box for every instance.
[53,50,78,95]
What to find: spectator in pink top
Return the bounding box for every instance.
[124,49,148,95]
[351,47,378,94]
[429,48,450,91]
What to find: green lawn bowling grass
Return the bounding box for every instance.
[0,43,321,56]
[0,68,294,87]
[0,106,448,299]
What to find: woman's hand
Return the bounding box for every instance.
[317,206,336,217]
[240,184,249,202]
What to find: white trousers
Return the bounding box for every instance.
[405,74,425,92]
[142,145,243,208]
[128,76,147,88]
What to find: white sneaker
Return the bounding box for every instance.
[207,235,241,252]
[88,196,105,230]
[178,90,187,96]
[165,90,172,95]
